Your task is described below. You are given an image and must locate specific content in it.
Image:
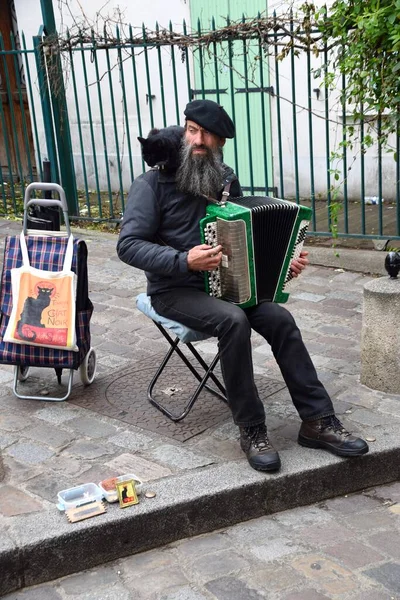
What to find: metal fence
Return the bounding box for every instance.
[1,16,399,242]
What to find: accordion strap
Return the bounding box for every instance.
[205,180,233,206]
[222,181,232,198]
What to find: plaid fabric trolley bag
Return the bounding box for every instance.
[0,183,96,401]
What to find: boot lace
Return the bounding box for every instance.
[321,415,351,437]
[245,424,272,450]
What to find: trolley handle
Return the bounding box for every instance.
[23,182,71,236]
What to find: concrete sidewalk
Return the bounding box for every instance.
[0,218,399,596]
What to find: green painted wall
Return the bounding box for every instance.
[189,0,273,195]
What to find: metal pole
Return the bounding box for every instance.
[39,0,78,215]
[40,0,56,33]
[33,31,58,184]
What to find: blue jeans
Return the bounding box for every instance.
[151,288,334,427]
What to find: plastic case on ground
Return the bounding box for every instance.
[57,483,103,511]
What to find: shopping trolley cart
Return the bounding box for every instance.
[0,182,96,401]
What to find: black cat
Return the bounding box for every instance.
[138,125,184,172]
[16,285,53,341]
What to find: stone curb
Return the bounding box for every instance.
[306,246,387,277]
[2,442,400,596]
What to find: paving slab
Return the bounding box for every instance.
[0,219,399,596]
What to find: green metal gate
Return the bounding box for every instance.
[0,13,399,243]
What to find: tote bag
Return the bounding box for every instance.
[4,232,78,351]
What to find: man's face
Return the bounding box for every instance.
[176,121,225,197]
[184,120,225,155]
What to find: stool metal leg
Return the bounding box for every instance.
[185,343,226,397]
[148,323,227,422]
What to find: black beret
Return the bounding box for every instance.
[184,99,235,139]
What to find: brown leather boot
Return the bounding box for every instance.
[240,424,281,472]
[298,415,369,457]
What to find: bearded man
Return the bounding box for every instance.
[117,99,368,472]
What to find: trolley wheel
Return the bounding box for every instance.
[80,347,97,386]
[17,365,30,382]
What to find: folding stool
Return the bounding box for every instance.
[136,293,227,422]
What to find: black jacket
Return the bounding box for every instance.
[117,165,241,296]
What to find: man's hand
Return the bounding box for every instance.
[290,250,309,277]
[187,244,222,271]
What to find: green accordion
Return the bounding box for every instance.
[200,196,312,308]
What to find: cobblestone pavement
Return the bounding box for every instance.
[0,220,397,502]
[2,480,400,600]
[1,219,400,594]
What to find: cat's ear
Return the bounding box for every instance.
[137,137,146,145]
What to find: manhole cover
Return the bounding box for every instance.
[69,354,286,441]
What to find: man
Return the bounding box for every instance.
[117,99,368,472]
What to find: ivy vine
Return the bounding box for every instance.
[303,0,400,152]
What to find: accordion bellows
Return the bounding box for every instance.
[200,196,312,307]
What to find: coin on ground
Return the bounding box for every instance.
[145,491,157,499]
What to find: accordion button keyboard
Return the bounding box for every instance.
[283,221,309,288]
[204,224,218,247]
[204,222,221,297]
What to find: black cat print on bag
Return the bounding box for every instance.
[16,284,54,341]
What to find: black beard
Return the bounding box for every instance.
[176,139,224,198]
